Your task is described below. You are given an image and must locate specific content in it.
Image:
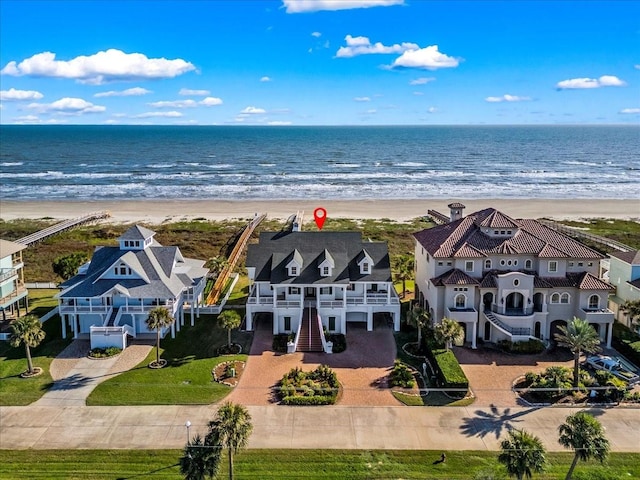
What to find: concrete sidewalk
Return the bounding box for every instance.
[1,404,638,451]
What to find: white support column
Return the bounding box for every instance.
[472,321,477,349]
[246,309,253,331]
[387,284,391,304]
[171,320,176,339]
[191,302,195,326]
[606,322,612,348]
[367,308,373,331]
[61,313,66,339]
[273,286,277,308]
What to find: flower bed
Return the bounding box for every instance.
[277,365,340,405]
[212,360,245,387]
[88,347,122,359]
[217,343,242,355]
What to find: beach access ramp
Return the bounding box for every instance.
[15,211,111,246]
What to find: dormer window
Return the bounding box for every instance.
[290,266,298,276]
[323,266,330,276]
[362,262,370,274]
[114,263,131,276]
[286,249,303,277]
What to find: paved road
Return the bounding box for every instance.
[1,404,638,451]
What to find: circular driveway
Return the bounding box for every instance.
[227,319,400,406]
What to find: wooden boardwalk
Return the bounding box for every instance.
[538,219,633,253]
[206,213,266,306]
[15,211,111,246]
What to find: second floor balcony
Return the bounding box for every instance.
[446,306,478,323]
[579,308,614,322]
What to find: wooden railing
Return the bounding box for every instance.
[206,213,266,305]
[16,211,111,246]
[538,219,633,253]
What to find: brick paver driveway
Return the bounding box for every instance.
[227,317,400,406]
[455,346,574,407]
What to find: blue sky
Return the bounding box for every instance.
[0,0,638,125]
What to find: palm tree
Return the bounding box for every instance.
[9,315,46,375]
[179,434,221,480]
[498,428,547,480]
[434,317,465,350]
[206,256,227,278]
[145,306,175,367]
[218,310,241,348]
[620,299,640,332]
[554,317,601,387]
[558,412,610,480]
[406,304,430,345]
[393,254,414,298]
[205,401,253,480]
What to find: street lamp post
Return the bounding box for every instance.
[185,420,191,444]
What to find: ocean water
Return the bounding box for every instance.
[0,125,638,200]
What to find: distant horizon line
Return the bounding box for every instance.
[1,123,638,128]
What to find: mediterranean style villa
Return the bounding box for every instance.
[414,204,614,349]
[607,250,640,330]
[245,230,401,352]
[56,225,208,349]
[0,239,28,322]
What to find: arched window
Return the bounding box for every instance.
[455,294,466,309]
[588,294,599,310]
[525,259,532,269]
[485,259,492,269]
[550,293,560,304]
[560,293,570,304]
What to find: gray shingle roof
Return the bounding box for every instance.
[59,241,207,300]
[119,225,156,241]
[0,239,26,258]
[247,231,392,285]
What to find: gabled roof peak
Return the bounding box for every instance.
[119,225,156,241]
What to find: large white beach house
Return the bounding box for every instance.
[0,239,28,322]
[414,204,614,349]
[56,225,208,349]
[245,231,400,351]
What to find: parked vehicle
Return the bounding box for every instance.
[584,355,640,385]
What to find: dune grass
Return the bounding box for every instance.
[1,449,639,479]
[86,313,252,406]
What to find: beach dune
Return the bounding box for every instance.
[1,198,638,223]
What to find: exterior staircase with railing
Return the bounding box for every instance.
[296,306,324,352]
[105,307,119,327]
[484,309,532,337]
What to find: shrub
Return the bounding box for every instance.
[425,348,469,391]
[389,360,416,388]
[497,338,545,354]
[277,365,339,405]
[525,366,573,400]
[272,334,291,353]
[326,333,347,353]
[88,347,122,358]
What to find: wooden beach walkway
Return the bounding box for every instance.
[205,213,266,306]
[15,211,111,246]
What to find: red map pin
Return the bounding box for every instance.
[313,207,327,230]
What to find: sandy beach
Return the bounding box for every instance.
[1,198,638,223]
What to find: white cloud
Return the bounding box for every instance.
[556,75,626,89]
[427,106,437,113]
[311,31,322,37]
[354,96,371,102]
[409,77,435,85]
[336,35,418,58]
[179,88,210,96]
[240,106,266,114]
[390,45,460,70]
[134,111,183,118]
[365,109,377,114]
[148,99,198,108]
[635,65,640,70]
[413,92,424,96]
[12,115,40,123]
[94,87,151,98]
[485,94,531,103]
[200,97,223,106]
[0,88,44,101]
[27,97,106,114]
[1,49,195,85]
[620,108,640,114]
[283,0,403,13]
[267,121,293,125]
[260,76,272,82]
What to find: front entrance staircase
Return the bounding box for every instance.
[484,310,532,338]
[297,306,323,352]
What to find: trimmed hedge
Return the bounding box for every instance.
[497,338,545,354]
[278,365,339,405]
[425,348,469,390]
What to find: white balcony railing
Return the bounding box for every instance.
[446,307,478,323]
[0,268,18,283]
[59,304,110,314]
[580,308,614,322]
[319,300,343,308]
[247,296,274,305]
[276,300,301,308]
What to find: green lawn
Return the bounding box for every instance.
[86,313,253,405]
[0,314,72,405]
[1,449,639,479]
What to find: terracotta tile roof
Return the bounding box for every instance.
[539,276,576,288]
[534,276,554,288]
[477,210,520,229]
[480,272,497,288]
[453,243,486,258]
[431,269,479,286]
[573,272,613,290]
[610,250,640,265]
[448,202,466,208]
[414,207,603,260]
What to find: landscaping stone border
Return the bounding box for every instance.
[212,360,245,387]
